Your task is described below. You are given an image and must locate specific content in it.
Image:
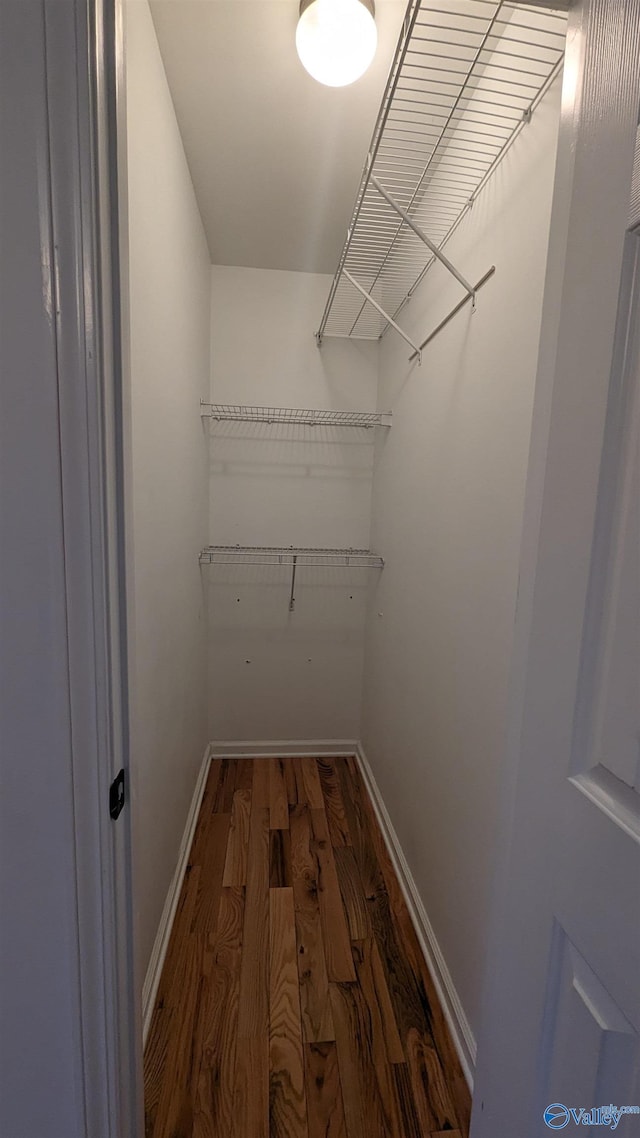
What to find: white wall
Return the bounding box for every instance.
[361,79,562,1043]
[207,266,378,739]
[125,0,211,984]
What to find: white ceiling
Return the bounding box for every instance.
[148,0,407,273]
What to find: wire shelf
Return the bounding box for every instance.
[199,545,385,568]
[317,0,567,343]
[200,402,391,428]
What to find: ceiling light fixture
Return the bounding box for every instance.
[296,0,377,88]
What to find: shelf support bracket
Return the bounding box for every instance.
[343,271,422,362]
[407,265,496,361]
[371,176,476,300]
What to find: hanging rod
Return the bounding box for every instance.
[408,263,496,360]
[199,545,385,569]
[316,0,567,347]
[200,402,392,428]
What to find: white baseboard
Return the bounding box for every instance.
[355,742,476,1089]
[142,743,213,1047]
[208,738,359,759]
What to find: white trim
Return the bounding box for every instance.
[38,0,139,1133]
[142,744,213,1046]
[208,739,359,759]
[355,742,476,1089]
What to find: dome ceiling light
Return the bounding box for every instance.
[296,0,378,88]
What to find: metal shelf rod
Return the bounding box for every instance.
[408,265,496,360]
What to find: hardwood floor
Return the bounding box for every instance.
[144,756,471,1138]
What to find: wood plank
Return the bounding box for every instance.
[405,1027,460,1135]
[144,1005,174,1138]
[234,761,270,1137]
[237,784,269,1039]
[252,757,270,808]
[317,757,351,847]
[191,813,231,938]
[342,760,471,1133]
[336,941,407,1138]
[199,757,223,810]
[310,808,356,983]
[269,887,308,1138]
[304,1043,347,1138]
[336,759,383,909]
[337,762,433,1034]
[188,762,223,864]
[336,759,468,1134]
[283,757,298,806]
[352,939,404,1064]
[269,828,292,888]
[144,864,201,1135]
[290,805,335,1044]
[329,983,398,1138]
[212,757,237,813]
[294,756,325,808]
[236,757,254,791]
[222,789,251,887]
[431,1132,463,1138]
[334,846,371,941]
[150,862,200,1013]
[393,1064,423,1138]
[269,758,290,829]
[389,903,470,1134]
[151,933,203,1138]
[234,1036,269,1138]
[193,886,244,1138]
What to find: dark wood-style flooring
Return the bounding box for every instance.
[144,755,471,1138]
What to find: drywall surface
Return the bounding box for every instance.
[361,79,562,1042]
[0,5,86,1131]
[208,266,378,739]
[126,0,211,985]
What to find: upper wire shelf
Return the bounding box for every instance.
[200,402,391,428]
[199,545,384,568]
[317,0,567,345]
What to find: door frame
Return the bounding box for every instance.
[471,0,640,1131]
[45,0,142,1133]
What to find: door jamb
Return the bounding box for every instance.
[47,0,142,1133]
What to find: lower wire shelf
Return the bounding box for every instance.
[200,545,383,612]
[199,545,384,568]
[200,545,384,612]
[200,403,391,428]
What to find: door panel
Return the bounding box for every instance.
[471,3,640,1134]
[540,929,640,1134]
[588,391,640,793]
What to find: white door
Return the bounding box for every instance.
[472,2,640,1135]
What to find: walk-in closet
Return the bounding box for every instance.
[122,0,565,1132]
[7,0,640,1134]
